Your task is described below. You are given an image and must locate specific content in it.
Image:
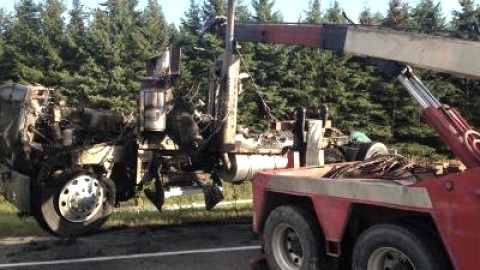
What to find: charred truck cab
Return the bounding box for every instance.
[0,4,388,237]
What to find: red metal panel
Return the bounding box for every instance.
[234,24,327,47]
[423,168,480,270]
[311,196,351,242]
[252,174,269,234]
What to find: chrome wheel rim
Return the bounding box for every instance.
[368,247,416,270]
[58,175,105,223]
[271,224,303,270]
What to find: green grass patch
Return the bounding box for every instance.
[0,182,253,238]
[106,204,251,229]
[0,197,44,238]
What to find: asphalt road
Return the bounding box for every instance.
[0,220,266,270]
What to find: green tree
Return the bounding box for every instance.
[384,0,413,29]
[40,0,68,87]
[452,0,479,37]
[181,0,202,34]
[305,0,322,24]
[359,6,384,25]
[2,0,44,83]
[411,0,446,32]
[325,0,345,23]
[201,0,227,23]
[0,9,9,71]
[252,0,282,22]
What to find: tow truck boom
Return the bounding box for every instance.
[234,23,480,79]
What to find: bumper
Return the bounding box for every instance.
[0,164,30,213]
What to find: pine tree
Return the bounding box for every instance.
[181,0,202,34]
[2,0,44,83]
[201,0,227,23]
[64,0,88,70]
[0,9,9,75]
[142,0,171,55]
[384,0,413,29]
[324,1,345,24]
[452,0,479,36]
[359,6,384,25]
[305,0,322,24]
[252,0,282,22]
[411,0,446,32]
[40,0,68,87]
[67,0,86,45]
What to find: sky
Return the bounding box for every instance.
[0,0,462,25]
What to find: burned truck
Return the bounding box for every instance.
[0,44,387,237]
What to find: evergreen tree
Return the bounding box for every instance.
[40,0,68,87]
[359,6,384,25]
[384,0,413,29]
[252,0,282,22]
[449,0,480,131]
[325,1,345,24]
[452,0,479,36]
[64,0,88,70]
[2,0,44,83]
[142,0,171,55]
[0,9,9,69]
[201,0,227,23]
[67,0,86,46]
[181,0,202,34]
[305,0,322,24]
[411,0,446,32]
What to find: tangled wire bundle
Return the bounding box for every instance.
[324,155,415,182]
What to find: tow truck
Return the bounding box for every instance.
[208,1,480,269]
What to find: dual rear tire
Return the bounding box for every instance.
[263,205,450,270]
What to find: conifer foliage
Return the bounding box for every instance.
[0,0,479,159]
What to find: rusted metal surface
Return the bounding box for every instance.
[234,23,480,79]
[267,173,433,209]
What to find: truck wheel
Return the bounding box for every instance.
[352,224,449,270]
[263,205,325,270]
[356,142,388,160]
[36,172,115,237]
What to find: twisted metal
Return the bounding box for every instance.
[325,155,415,181]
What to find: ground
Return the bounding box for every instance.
[0,220,266,270]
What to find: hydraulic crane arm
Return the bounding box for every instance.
[234,23,480,79]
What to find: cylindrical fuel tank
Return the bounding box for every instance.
[141,89,166,132]
[223,154,288,183]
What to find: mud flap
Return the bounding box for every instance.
[202,184,224,211]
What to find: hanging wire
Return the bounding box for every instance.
[235,47,279,123]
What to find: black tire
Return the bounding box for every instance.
[352,224,451,270]
[263,205,326,270]
[34,171,115,237]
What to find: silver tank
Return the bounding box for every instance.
[141,89,166,132]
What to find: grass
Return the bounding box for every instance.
[0,197,45,238]
[0,182,253,238]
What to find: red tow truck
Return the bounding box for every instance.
[217,1,480,269]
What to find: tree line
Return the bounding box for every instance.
[0,0,479,159]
